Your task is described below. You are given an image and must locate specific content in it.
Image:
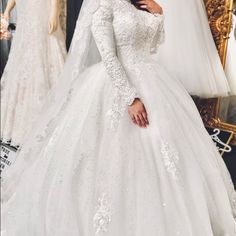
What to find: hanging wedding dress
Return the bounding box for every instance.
[225,14,236,94]
[156,0,232,97]
[1,0,66,147]
[1,0,236,235]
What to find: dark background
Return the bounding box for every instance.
[66,0,83,50]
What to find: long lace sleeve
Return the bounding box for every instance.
[91,0,138,128]
[150,14,165,54]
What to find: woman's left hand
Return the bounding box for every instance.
[128,98,149,128]
[137,0,163,15]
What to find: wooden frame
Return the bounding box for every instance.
[204,0,233,67]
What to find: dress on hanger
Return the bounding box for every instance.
[1,0,66,147]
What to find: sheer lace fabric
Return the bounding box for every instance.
[1,0,236,235]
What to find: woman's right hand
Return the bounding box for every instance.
[128,98,149,128]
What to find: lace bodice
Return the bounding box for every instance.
[92,0,164,128]
[112,0,164,63]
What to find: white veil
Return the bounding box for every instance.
[1,0,102,200]
[53,0,101,100]
[155,0,231,97]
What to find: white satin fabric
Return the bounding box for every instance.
[156,0,232,97]
[1,0,236,235]
[1,0,66,147]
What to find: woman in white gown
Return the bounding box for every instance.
[1,0,236,235]
[1,0,66,148]
[156,0,233,97]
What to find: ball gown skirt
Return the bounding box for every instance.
[1,60,236,236]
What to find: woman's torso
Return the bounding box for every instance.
[112,0,163,66]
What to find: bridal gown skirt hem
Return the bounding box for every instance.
[2,61,236,236]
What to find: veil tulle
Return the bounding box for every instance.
[155,0,231,97]
[1,0,102,200]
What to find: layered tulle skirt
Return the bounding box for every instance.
[1,61,236,236]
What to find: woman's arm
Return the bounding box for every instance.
[137,0,165,53]
[150,18,165,53]
[91,0,149,127]
[3,0,16,19]
[91,0,137,106]
[48,0,60,34]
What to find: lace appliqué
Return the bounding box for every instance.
[93,194,112,234]
[102,52,137,130]
[106,87,137,130]
[161,141,179,180]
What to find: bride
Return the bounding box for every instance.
[1,0,236,235]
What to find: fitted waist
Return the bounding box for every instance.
[116,45,153,65]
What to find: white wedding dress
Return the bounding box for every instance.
[1,0,66,147]
[156,0,232,97]
[1,0,236,235]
